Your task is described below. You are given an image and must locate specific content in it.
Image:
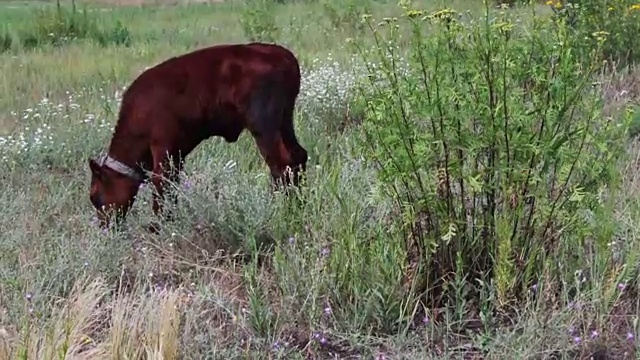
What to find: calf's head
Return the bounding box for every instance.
[88,158,140,229]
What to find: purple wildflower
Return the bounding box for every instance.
[324,305,332,316]
[627,332,634,341]
[569,301,582,310]
[288,237,296,245]
[320,247,330,257]
[573,336,581,344]
[531,283,538,292]
[591,330,599,339]
[618,282,626,291]
[313,332,328,346]
[25,292,32,301]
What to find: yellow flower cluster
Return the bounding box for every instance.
[546,0,563,8]
[545,1,640,13]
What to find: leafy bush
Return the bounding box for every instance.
[548,0,640,66]
[628,105,640,138]
[321,0,371,36]
[2,0,131,53]
[0,27,11,53]
[349,2,632,318]
[239,0,280,43]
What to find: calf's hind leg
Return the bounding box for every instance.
[247,77,307,189]
[279,106,308,187]
[250,129,295,190]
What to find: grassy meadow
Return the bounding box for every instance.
[1,0,640,358]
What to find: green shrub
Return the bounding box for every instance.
[2,0,131,53]
[349,2,632,317]
[321,0,371,36]
[239,0,280,43]
[628,105,640,138]
[0,27,11,53]
[549,0,640,66]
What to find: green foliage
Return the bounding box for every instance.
[321,0,371,35]
[239,0,280,43]
[628,105,640,138]
[549,0,640,66]
[2,0,131,53]
[270,0,319,3]
[351,3,631,310]
[0,27,11,53]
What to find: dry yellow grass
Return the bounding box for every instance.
[0,277,186,360]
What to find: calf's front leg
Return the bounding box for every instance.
[147,148,182,232]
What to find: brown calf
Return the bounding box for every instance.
[88,42,308,229]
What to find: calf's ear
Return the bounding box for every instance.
[88,158,102,178]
